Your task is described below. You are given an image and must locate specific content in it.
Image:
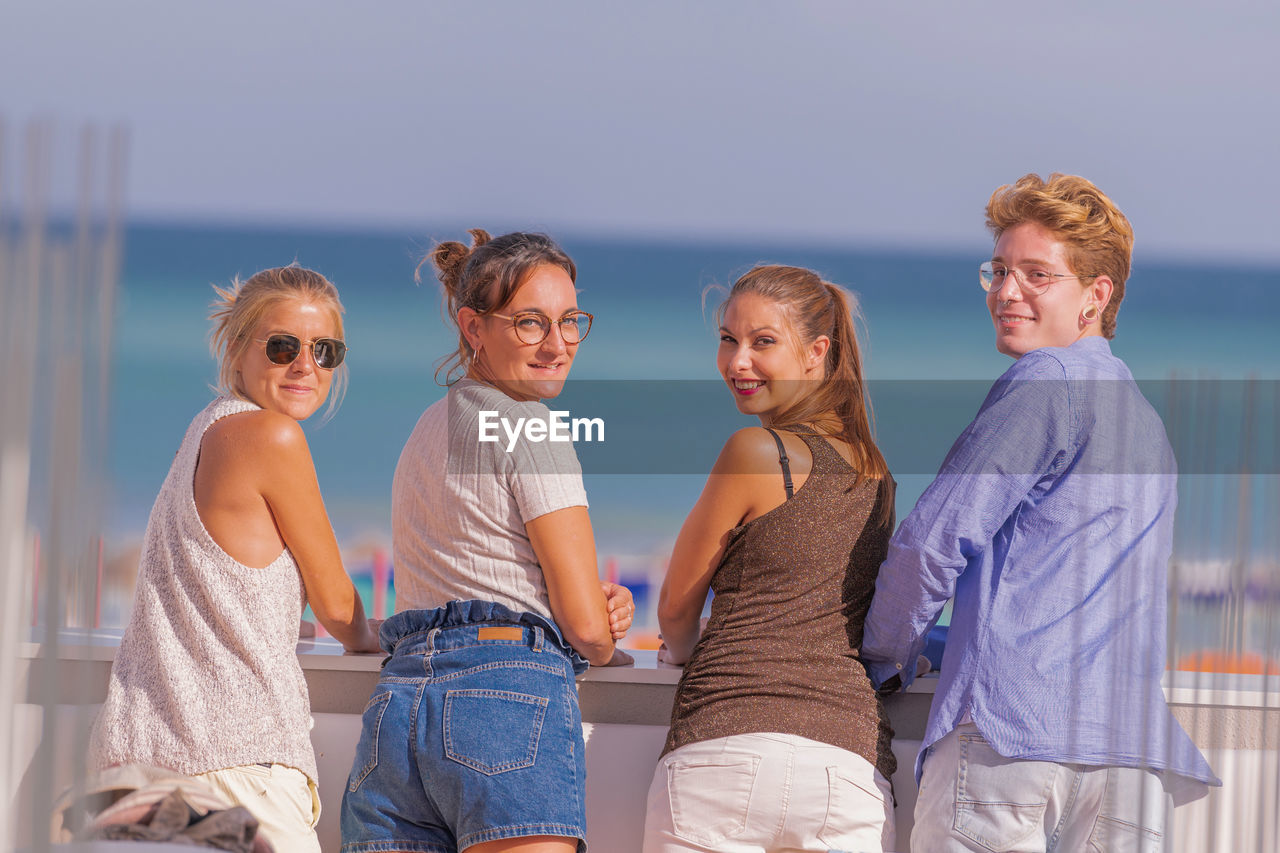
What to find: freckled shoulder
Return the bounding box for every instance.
[203,409,308,459]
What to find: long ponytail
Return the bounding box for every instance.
[719,265,893,527]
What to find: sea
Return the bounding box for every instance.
[93,223,1279,652]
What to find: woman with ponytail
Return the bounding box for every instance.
[340,230,632,853]
[644,265,897,852]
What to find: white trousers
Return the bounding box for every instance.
[643,731,896,853]
[195,763,321,853]
[911,723,1172,853]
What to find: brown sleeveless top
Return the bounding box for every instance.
[662,431,896,781]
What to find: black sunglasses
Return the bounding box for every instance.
[256,334,348,370]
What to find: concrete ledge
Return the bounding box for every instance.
[15,634,1277,746]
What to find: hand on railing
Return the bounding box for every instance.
[602,647,635,667]
[655,617,709,666]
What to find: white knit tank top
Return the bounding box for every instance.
[89,397,317,782]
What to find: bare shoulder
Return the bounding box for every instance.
[203,409,310,462]
[714,427,789,476]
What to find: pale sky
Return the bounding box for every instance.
[3,0,1278,261]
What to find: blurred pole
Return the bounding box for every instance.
[0,117,40,853]
[30,534,40,627]
[0,118,126,851]
[94,538,103,629]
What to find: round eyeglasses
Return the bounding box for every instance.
[256,334,348,369]
[487,310,593,345]
[979,261,1091,295]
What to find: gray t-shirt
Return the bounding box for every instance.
[391,379,589,619]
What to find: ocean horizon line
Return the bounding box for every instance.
[94,216,1280,271]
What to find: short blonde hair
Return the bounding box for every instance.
[985,173,1133,338]
[208,264,347,413]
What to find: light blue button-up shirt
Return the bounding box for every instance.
[862,337,1218,804]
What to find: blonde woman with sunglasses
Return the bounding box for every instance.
[89,264,381,853]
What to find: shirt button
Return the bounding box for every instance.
[895,662,903,670]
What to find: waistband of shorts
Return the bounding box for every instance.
[380,599,589,675]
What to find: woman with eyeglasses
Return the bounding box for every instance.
[340,230,632,853]
[89,265,381,853]
[643,265,898,852]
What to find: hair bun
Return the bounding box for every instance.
[431,241,469,293]
[430,228,494,299]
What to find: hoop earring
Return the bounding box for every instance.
[1081,304,1100,323]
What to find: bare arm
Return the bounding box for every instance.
[658,428,782,664]
[526,506,616,666]
[245,414,380,653]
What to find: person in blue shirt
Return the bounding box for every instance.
[862,173,1218,852]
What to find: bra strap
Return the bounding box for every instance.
[764,428,795,500]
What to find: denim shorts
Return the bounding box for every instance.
[339,600,588,853]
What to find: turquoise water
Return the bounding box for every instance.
[100,223,1280,633]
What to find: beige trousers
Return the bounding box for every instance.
[195,763,321,853]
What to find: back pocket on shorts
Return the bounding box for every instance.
[953,732,1057,851]
[443,689,549,775]
[817,764,890,847]
[348,691,392,793]
[665,750,760,847]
